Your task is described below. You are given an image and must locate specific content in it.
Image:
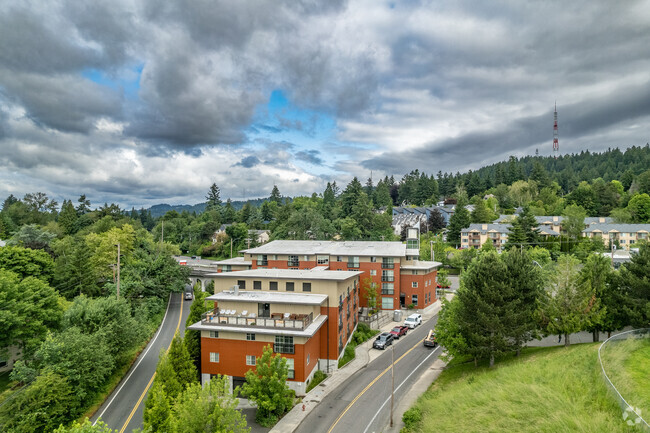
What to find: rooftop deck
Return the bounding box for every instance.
[201,310,314,330]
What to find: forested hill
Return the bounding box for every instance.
[148,198,272,218]
[442,145,650,198]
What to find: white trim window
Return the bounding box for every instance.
[286,358,295,379]
[412,282,418,288]
[209,331,219,338]
[246,355,256,366]
[210,352,219,363]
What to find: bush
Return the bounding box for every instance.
[401,406,422,432]
[407,303,415,310]
[306,370,327,393]
[338,325,380,368]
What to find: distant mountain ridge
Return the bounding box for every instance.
[147,198,270,218]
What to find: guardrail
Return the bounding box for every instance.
[598,328,649,431]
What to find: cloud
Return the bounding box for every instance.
[234,156,261,168]
[295,150,324,165]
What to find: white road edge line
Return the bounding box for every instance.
[362,345,441,433]
[92,293,175,426]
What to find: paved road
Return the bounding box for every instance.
[295,316,441,433]
[91,293,192,433]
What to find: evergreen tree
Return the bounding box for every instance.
[168,333,197,389]
[223,199,237,223]
[340,177,363,218]
[538,255,605,346]
[616,243,650,327]
[205,183,222,212]
[506,206,539,248]
[269,185,282,204]
[373,180,392,209]
[470,200,494,223]
[58,199,78,235]
[455,251,518,367]
[76,194,91,214]
[143,381,172,433]
[446,199,471,247]
[562,204,587,240]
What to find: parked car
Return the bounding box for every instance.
[373,332,395,350]
[390,325,409,339]
[436,283,450,289]
[423,330,437,347]
[184,291,193,300]
[404,313,422,329]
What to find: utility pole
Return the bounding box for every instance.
[430,240,434,261]
[230,238,233,258]
[390,344,395,427]
[116,243,121,300]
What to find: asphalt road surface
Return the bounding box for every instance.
[91,292,192,433]
[296,316,441,433]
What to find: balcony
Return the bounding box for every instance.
[381,263,394,269]
[287,260,300,267]
[273,343,295,354]
[256,260,268,266]
[201,311,313,330]
[381,276,394,282]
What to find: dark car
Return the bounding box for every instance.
[390,326,408,339]
[423,330,437,348]
[373,332,394,350]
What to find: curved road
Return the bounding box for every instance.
[296,316,441,433]
[91,293,192,433]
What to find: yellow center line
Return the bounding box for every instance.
[118,294,184,433]
[326,337,423,433]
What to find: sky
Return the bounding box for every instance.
[1,0,650,209]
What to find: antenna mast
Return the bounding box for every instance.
[553,102,559,157]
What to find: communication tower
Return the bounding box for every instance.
[553,102,559,157]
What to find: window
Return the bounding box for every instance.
[381,283,394,295]
[286,358,295,379]
[303,255,310,261]
[382,257,394,269]
[406,239,418,249]
[237,280,246,290]
[223,265,231,272]
[412,282,418,288]
[307,354,310,365]
[274,335,294,354]
[348,256,360,268]
[382,297,394,309]
[382,270,394,282]
[286,282,294,291]
[370,256,377,263]
[209,331,219,338]
[246,333,256,341]
[412,295,418,306]
[270,281,278,291]
[246,355,256,366]
[210,352,219,363]
[257,254,268,266]
[272,254,278,260]
[370,269,377,276]
[253,280,262,290]
[317,255,329,265]
[302,282,311,292]
[337,256,342,262]
[288,255,299,267]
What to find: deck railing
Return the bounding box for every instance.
[201,311,313,330]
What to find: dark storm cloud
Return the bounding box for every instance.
[295,150,324,166]
[362,81,650,175]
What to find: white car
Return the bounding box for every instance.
[404,313,422,329]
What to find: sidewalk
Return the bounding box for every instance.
[270,296,451,433]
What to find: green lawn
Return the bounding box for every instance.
[600,336,650,420]
[406,344,636,433]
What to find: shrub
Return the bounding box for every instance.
[306,370,327,393]
[402,406,422,432]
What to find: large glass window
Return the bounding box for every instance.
[382,257,394,269]
[274,336,294,354]
[412,295,418,306]
[285,358,295,379]
[382,270,394,282]
[381,297,394,309]
[348,256,360,268]
[317,255,329,265]
[381,283,394,295]
[288,255,299,267]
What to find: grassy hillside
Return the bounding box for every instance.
[407,344,636,433]
[600,336,650,420]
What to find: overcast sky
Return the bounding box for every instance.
[1,0,649,209]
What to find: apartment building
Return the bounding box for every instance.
[188,268,362,395]
[461,224,511,250]
[583,224,650,249]
[239,237,441,311]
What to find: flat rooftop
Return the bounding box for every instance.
[213,256,252,266]
[188,314,327,337]
[206,290,328,305]
[242,240,407,257]
[400,260,442,270]
[208,268,363,281]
